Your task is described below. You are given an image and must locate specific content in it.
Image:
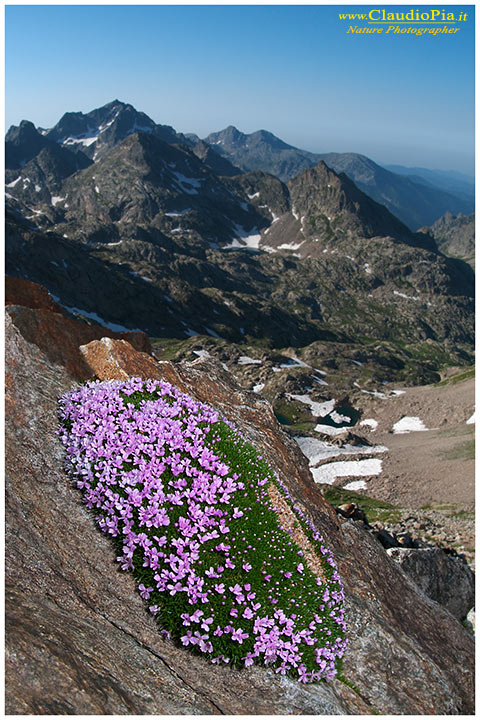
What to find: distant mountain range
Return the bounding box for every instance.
[385,165,474,199]
[202,126,474,230]
[5,100,474,369]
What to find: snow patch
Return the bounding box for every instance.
[277,357,309,370]
[330,410,350,424]
[343,480,367,491]
[253,383,265,393]
[466,411,475,425]
[130,271,153,283]
[314,424,350,436]
[247,191,260,200]
[51,196,66,206]
[6,177,21,188]
[224,223,261,250]
[193,350,211,358]
[63,134,98,148]
[165,208,191,217]
[287,394,336,418]
[238,356,261,365]
[277,241,304,251]
[50,296,141,333]
[392,416,428,434]
[172,171,202,195]
[296,436,387,466]
[311,459,383,484]
[393,290,420,301]
[354,382,388,399]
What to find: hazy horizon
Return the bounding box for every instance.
[6,5,475,175]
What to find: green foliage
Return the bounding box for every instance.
[435,366,475,387]
[321,485,401,524]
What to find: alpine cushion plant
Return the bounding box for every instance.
[58,377,347,682]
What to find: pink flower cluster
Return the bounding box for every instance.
[58,377,347,682]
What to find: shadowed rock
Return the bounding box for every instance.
[6,276,152,379]
[387,547,475,621]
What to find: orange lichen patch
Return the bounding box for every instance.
[268,482,327,582]
[80,337,159,381]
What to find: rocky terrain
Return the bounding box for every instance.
[421,211,475,267]
[149,332,475,566]
[5,281,475,713]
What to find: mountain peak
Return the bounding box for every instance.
[5,120,49,169]
[6,120,40,143]
[205,125,246,147]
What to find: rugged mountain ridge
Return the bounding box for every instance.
[421,211,475,267]
[44,99,190,161]
[205,125,320,182]
[316,152,474,230]
[5,100,475,367]
[203,126,474,229]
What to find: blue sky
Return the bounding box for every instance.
[5,4,475,173]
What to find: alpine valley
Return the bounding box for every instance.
[6,97,475,514]
[6,98,474,351]
[5,99,476,714]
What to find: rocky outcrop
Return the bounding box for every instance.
[387,547,475,621]
[5,320,475,714]
[425,211,475,267]
[5,276,152,379]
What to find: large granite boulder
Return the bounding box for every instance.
[387,547,475,621]
[5,320,475,714]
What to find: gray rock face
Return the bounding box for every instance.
[387,547,475,621]
[5,313,475,714]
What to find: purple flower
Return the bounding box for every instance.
[58,377,346,684]
[138,583,153,600]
